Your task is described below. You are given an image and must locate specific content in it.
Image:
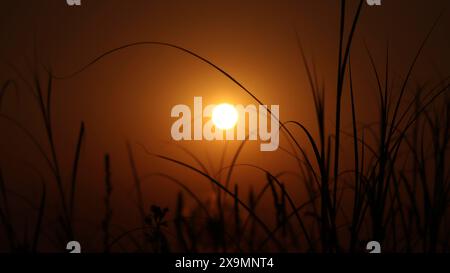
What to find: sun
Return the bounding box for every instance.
[212,103,238,130]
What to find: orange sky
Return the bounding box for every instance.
[1,0,449,251]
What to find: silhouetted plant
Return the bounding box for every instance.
[144,205,170,253]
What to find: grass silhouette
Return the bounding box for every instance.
[0,0,449,253]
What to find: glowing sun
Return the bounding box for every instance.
[212,103,238,130]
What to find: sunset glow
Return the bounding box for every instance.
[211,103,238,130]
[1,0,448,257]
